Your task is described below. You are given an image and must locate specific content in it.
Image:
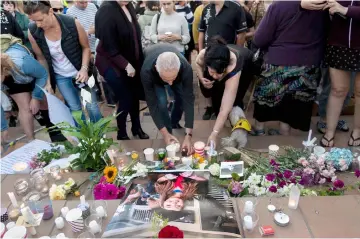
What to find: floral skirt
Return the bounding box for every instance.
[324,44,360,72]
[253,64,320,131]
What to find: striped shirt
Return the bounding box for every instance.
[175,3,194,24]
[66,3,97,53]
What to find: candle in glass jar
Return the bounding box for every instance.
[55,217,64,229]
[95,206,106,218]
[288,199,297,209]
[89,220,101,234]
[61,207,69,218]
[244,201,254,214]
[50,165,62,180]
[243,215,253,230]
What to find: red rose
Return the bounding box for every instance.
[158,225,184,238]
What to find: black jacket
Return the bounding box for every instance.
[29,14,83,89]
[1,9,24,41]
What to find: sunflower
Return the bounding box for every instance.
[103,166,118,183]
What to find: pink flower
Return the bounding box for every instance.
[279,181,286,188]
[318,178,326,184]
[316,157,325,166]
[118,186,127,199]
[331,176,337,182]
[284,170,293,179]
[104,184,120,200]
[340,164,348,171]
[321,169,331,178]
[265,174,276,182]
[309,155,317,162]
[93,183,106,200]
[269,185,277,193]
[276,172,284,179]
[355,169,360,178]
[304,167,315,175]
[333,179,344,189]
[301,160,310,167]
[339,159,346,166]
[298,157,306,164]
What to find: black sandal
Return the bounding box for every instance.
[348,131,360,147]
[320,135,334,147]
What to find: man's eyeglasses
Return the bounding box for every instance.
[53,8,63,13]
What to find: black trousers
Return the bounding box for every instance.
[103,67,141,137]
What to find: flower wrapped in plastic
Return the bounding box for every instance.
[325,148,353,171]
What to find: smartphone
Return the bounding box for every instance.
[72,78,87,90]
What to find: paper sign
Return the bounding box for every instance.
[0,140,52,174]
[40,87,75,127]
[87,76,95,88]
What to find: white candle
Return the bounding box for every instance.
[288,199,297,209]
[243,215,253,230]
[96,206,106,218]
[61,207,69,218]
[244,201,254,214]
[55,217,64,229]
[6,222,15,230]
[89,220,101,234]
[7,192,18,208]
[29,226,37,235]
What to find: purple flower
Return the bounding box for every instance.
[93,183,106,200]
[228,181,243,195]
[333,179,344,189]
[355,169,360,178]
[284,170,293,179]
[290,177,297,184]
[268,185,277,193]
[104,184,120,200]
[265,173,276,182]
[118,186,126,199]
[269,159,279,166]
[279,181,286,188]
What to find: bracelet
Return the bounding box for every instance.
[185,133,192,137]
[212,130,219,134]
[81,65,88,71]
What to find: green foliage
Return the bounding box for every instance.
[52,113,118,171]
[231,173,241,182]
[37,146,62,165]
[151,212,169,238]
[224,153,241,161]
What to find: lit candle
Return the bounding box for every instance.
[61,207,69,218]
[95,206,106,218]
[55,217,64,229]
[288,185,300,209]
[244,201,254,214]
[288,199,297,209]
[89,220,101,234]
[29,226,37,236]
[243,215,253,230]
[12,162,30,174]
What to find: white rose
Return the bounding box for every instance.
[209,163,220,176]
[100,139,105,144]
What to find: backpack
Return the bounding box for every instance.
[141,13,161,51]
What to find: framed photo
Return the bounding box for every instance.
[219,161,244,179]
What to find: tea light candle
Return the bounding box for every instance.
[12,162,30,174]
[89,220,101,234]
[243,215,253,230]
[267,204,276,213]
[288,199,297,209]
[274,212,290,227]
[55,217,64,229]
[95,206,106,218]
[268,145,279,157]
[61,207,69,218]
[244,201,254,214]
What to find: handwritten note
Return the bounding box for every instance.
[0,140,52,174]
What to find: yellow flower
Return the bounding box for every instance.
[104,166,118,183]
[74,191,80,197]
[131,152,139,160]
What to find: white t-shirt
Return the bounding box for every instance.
[45,37,78,77]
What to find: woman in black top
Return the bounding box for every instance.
[195,36,253,146]
[95,0,149,140]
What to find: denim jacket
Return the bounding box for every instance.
[5,43,47,100]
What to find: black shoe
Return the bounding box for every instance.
[132,128,149,139]
[9,116,17,127]
[49,131,67,142]
[117,134,131,140]
[202,107,214,120]
[171,123,183,129]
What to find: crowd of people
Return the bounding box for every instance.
[0,0,359,153]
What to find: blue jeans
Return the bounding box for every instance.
[1,106,8,132]
[55,75,102,122]
[318,68,355,118]
[155,83,183,134]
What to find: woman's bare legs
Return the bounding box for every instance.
[349,72,360,146]
[279,122,290,136]
[322,68,351,147]
[11,93,35,140]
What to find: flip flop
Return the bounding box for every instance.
[348,131,360,147]
[320,135,334,147]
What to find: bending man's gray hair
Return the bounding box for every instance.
[155,52,181,73]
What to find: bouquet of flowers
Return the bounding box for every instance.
[49,178,82,200]
[93,166,127,200]
[29,147,63,170]
[325,148,353,171]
